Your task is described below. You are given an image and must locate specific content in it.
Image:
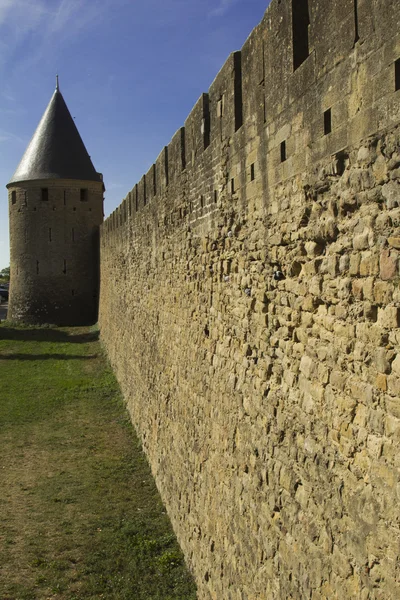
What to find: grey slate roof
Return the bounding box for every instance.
[8,87,101,185]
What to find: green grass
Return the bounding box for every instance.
[0,323,197,600]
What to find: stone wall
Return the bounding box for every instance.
[99,0,400,597]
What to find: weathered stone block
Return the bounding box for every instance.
[380,249,398,280]
[377,306,400,329]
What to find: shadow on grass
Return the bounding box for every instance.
[0,353,98,361]
[0,327,99,344]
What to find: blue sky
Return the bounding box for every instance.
[0,0,270,269]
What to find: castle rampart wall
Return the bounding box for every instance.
[99,0,400,597]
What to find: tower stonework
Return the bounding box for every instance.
[7,84,104,325]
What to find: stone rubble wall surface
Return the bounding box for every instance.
[99,0,400,597]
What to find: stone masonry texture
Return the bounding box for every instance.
[99,0,400,598]
[8,179,103,325]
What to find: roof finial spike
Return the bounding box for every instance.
[56,74,59,91]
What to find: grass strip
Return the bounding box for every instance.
[0,323,197,600]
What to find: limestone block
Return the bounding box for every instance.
[388,237,400,249]
[392,354,400,375]
[380,249,398,280]
[377,306,400,329]
[382,181,400,208]
[374,347,391,374]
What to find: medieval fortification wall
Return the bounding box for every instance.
[99,1,400,597]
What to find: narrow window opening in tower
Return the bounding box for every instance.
[200,195,204,208]
[214,190,218,203]
[49,228,52,242]
[354,0,360,44]
[11,191,16,204]
[71,289,75,296]
[73,207,76,212]
[80,188,88,201]
[36,261,39,275]
[324,108,332,135]
[395,59,400,91]
[250,163,255,181]
[24,191,27,206]
[63,260,67,274]
[231,178,235,194]
[41,188,48,201]
[281,140,287,163]
[292,0,310,71]
[263,95,267,124]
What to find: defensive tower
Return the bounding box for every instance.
[6,79,104,325]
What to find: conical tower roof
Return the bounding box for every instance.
[8,81,101,186]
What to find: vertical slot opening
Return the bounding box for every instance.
[203,94,210,149]
[281,141,287,163]
[214,190,218,203]
[324,108,332,135]
[180,127,186,170]
[11,191,16,204]
[231,178,235,194]
[63,259,67,274]
[234,52,243,131]
[200,195,204,208]
[217,96,224,118]
[250,164,255,181]
[41,188,48,201]
[80,188,88,201]
[164,146,169,186]
[395,58,400,92]
[292,0,310,71]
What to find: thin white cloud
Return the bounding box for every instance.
[0,129,26,145]
[107,182,125,191]
[209,0,239,18]
[0,0,115,73]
